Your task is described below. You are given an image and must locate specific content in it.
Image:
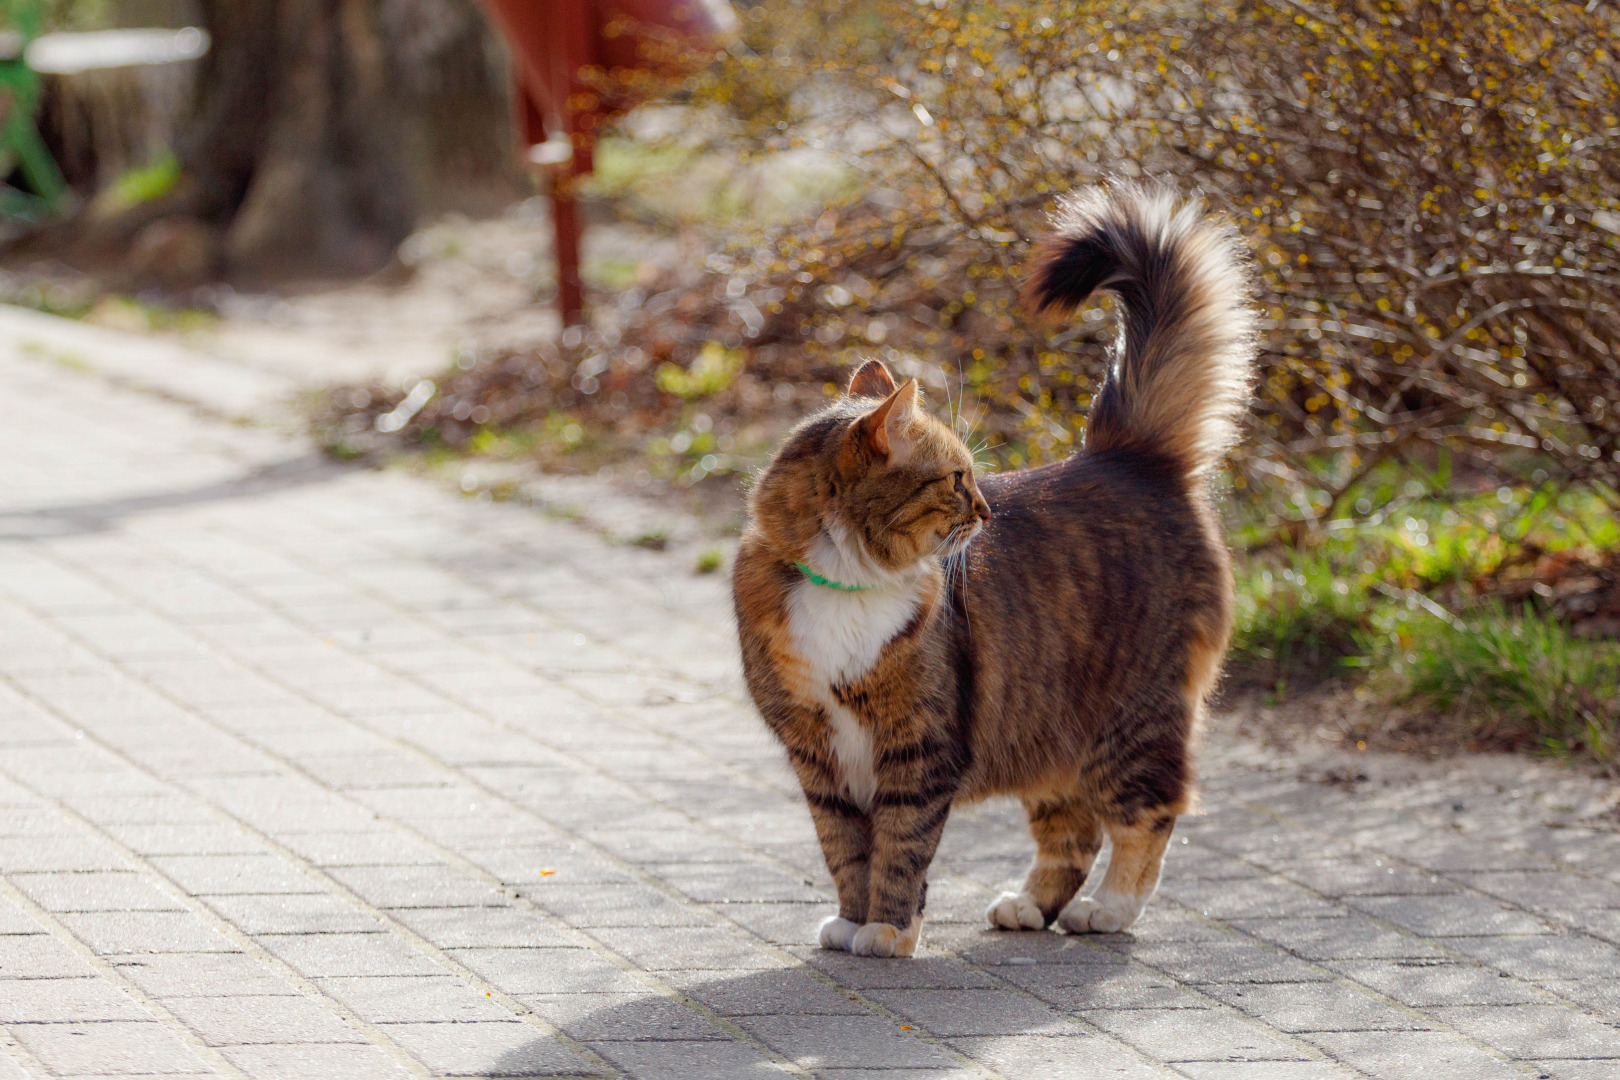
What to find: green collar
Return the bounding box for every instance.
[794,560,871,592]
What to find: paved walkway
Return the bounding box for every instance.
[1,308,1619,1080]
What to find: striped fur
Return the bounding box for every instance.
[734,186,1256,955]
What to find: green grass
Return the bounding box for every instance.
[695,547,724,574]
[1229,549,1379,696]
[1229,467,1620,764]
[1403,603,1620,761]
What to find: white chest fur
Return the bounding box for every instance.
[785,577,926,811]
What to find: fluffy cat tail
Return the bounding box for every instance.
[1023,183,1256,479]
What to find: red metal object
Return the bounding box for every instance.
[478,0,729,327]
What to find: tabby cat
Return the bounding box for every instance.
[732,184,1255,957]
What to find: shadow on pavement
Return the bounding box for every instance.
[485,929,1146,1078]
[0,453,360,539]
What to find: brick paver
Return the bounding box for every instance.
[1,310,1618,1078]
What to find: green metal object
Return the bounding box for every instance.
[0,0,67,220]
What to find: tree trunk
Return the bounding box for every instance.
[177,0,512,278]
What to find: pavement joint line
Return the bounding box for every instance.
[1,1023,63,1079]
[1,556,822,1080]
[23,518,1602,1080]
[0,591,626,1080]
[0,811,253,1080]
[26,517,1010,1080]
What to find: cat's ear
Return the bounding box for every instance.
[847,359,897,399]
[857,378,920,465]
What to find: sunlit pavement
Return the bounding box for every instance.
[2,308,1619,1079]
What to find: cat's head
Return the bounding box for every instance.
[750,359,991,582]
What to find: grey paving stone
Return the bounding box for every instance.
[1170,1063,1362,1080]
[1162,877,1344,920]
[219,1042,411,1079]
[1205,981,1428,1032]
[7,1020,210,1075]
[525,883,710,928]
[793,950,999,990]
[814,1070,981,1080]
[951,1033,1172,1079]
[1081,1006,1309,1061]
[58,911,238,955]
[278,831,443,868]
[9,871,186,913]
[588,926,785,972]
[1279,859,1457,899]
[997,963,1209,1010]
[108,952,301,998]
[1334,959,1550,1007]
[0,896,44,936]
[662,968,872,1016]
[736,1013,957,1069]
[864,987,1080,1036]
[1452,871,1620,914]
[316,975,520,1023]
[0,976,155,1021]
[448,947,648,995]
[1121,940,1333,985]
[1445,933,1620,980]
[0,934,98,979]
[1429,1004,1620,1059]
[102,823,269,857]
[256,932,445,978]
[1543,976,1620,1013]
[0,836,133,873]
[1351,894,1551,937]
[1228,915,1448,961]
[933,927,1131,968]
[389,906,574,949]
[708,902,829,946]
[376,1021,589,1076]
[203,893,385,935]
[151,854,321,896]
[585,1037,785,1080]
[1307,1030,1529,1079]
[327,864,512,909]
[162,993,364,1046]
[521,992,730,1041]
[643,861,830,904]
[1540,1062,1620,1080]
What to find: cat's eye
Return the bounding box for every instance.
[952,470,966,491]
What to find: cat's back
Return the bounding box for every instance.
[974,448,1219,578]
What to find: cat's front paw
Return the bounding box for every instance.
[818,916,861,952]
[1056,892,1142,935]
[986,890,1047,930]
[850,916,922,958]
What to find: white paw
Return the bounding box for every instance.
[1057,891,1143,935]
[818,915,860,952]
[850,916,922,958]
[986,891,1047,930]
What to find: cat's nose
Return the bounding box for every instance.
[974,499,991,522]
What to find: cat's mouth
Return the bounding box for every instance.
[938,520,983,557]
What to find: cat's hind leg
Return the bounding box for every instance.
[1057,810,1176,934]
[988,793,1102,930]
